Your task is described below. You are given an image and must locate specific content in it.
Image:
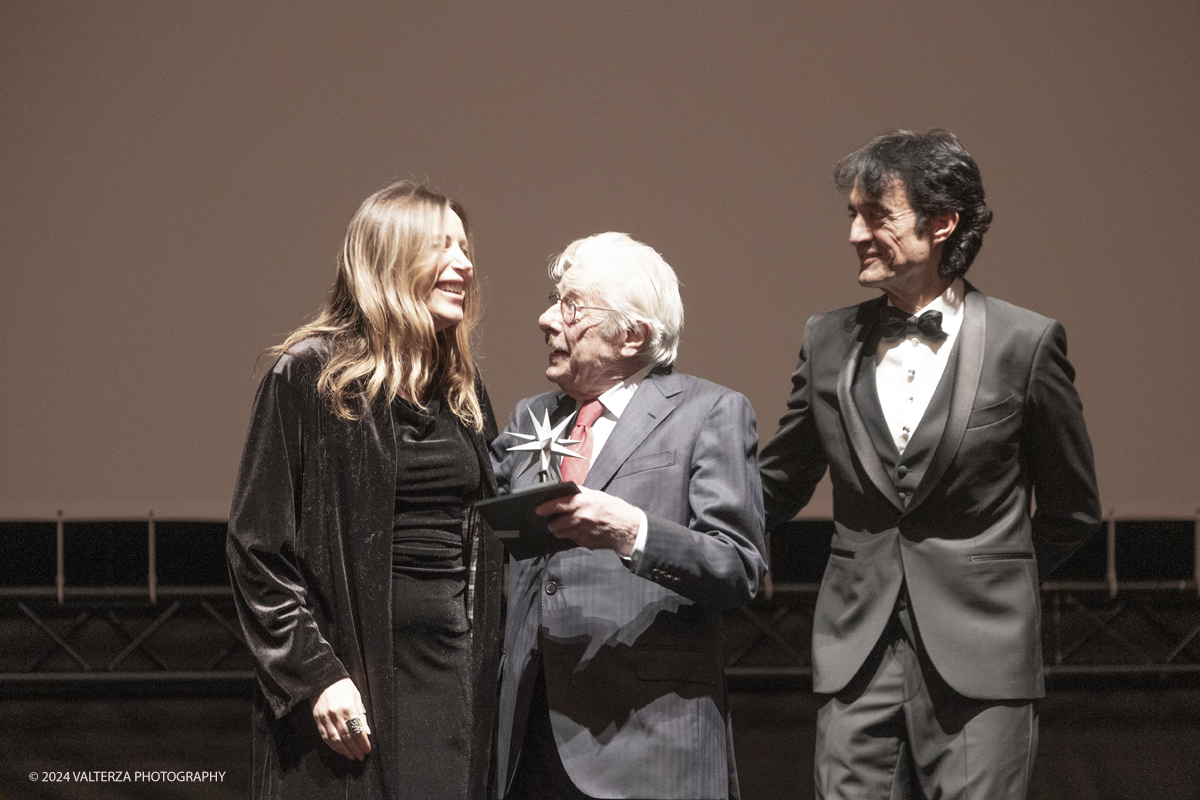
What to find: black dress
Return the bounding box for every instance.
[390,393,482,799]
[229,339,503,800]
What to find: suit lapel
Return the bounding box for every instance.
[837,299,905,512]
[512,392,575,488]
[905,283,987,514]
[548,393,576,426]
[584,370,678,490]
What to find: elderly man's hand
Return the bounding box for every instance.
[536,487,640,555]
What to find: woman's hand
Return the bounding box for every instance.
[311,677,372,760]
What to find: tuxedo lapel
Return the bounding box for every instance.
[837,300,905,512]
[584,370,678,490]
[851,336,900,472]
[905,283,987,514]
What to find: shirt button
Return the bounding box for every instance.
[907,396,914,403]
[544,581,558,595]
[911,339,920,347]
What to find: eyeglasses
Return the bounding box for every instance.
[549,292,616,325]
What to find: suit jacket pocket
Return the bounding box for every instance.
[636,647,720,685]
[619,449,677,477]
[966,395,1018,429]
[969,551,1034,562]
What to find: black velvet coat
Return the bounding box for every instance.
[227,337,503,799]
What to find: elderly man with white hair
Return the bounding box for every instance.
[491,232,768,800]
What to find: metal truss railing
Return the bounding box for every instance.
[1040,581,1200,676]
[2,513,1197,684]
[0,586,253,684]
[722,580,1200,679]
[9,579,1197,685]
[723,515,1200,680]
[723,583,819,678]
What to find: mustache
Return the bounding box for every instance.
[546,332,566,350]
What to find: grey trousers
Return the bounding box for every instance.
[815,591,1038,800]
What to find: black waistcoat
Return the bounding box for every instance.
[852,330,962,508]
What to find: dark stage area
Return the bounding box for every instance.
[2,683,1199,799]
[3,520,1198,798]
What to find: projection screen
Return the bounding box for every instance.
[2,2,1197,524]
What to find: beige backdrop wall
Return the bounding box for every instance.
[2,2,1197,522]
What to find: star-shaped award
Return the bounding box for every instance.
[507,408,584,482]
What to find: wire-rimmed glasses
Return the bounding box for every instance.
[550,292,617,324]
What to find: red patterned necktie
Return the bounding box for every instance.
[559,399,604,484]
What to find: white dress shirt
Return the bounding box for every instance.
[875,278,965,455]
[576,365,654,558]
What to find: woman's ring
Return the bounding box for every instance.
[347,716,364,735]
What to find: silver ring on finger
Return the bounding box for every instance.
[347,716,364,735]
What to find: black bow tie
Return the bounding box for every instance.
[879,306,948,342]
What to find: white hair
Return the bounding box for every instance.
[548,232,684,368]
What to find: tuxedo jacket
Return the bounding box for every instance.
[759,284,1101,700]
[491,368,767,800]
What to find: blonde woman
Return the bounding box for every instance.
[227,181,502,799]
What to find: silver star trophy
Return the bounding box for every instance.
[507,408,585,483]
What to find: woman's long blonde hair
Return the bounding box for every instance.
[275,180,483,429]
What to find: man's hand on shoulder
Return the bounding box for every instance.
[536,488,640,555]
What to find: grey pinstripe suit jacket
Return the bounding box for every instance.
[491,368,767,799]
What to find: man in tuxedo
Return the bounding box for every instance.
[492,232,767,800]
[759,130,1101,799]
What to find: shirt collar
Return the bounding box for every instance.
[590,364,654,420]
[888,277,965,337]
